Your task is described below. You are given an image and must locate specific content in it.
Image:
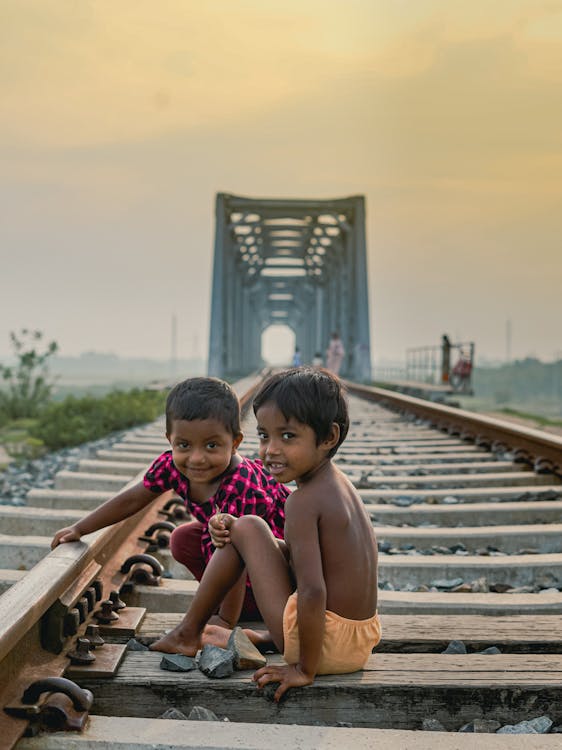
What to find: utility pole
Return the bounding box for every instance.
[170,313,177,381]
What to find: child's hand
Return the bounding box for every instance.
[209,513,235,548]
[253,663,313,702]
[51,525,82,549]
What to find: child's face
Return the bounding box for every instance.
[255,401,333,486]
[167,418,242,484]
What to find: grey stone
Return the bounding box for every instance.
[473,719,501,733]
[394,497,415,507]
[497,715,553,734]
[422,718,447,731]
[188,705,220,721]
[126,638,148,651]
[227,626,266,670]
[442,496,459,504]
[442,640,467,655]
[471,576,490,593]
[431,578,464,590]
[477,646,502,655]
[450,543,467,553]
[198,645,235,678]
[160,653,198,672]
[158,708,189,720]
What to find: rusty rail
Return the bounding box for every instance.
[345,382,562,476]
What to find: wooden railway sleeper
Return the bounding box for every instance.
[138,520,177,548]
[119,553,164,586]
[5,677,93,735]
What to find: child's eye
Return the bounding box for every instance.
[177,441,189,449]
[206,442,218,449]
[257,431,268,440]
[282,432,295,440]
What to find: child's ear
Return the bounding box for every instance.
[322,423,340,452]
[232,431,244,453]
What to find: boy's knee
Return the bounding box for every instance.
[231,514,270,539]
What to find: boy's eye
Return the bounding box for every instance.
[206,442,218,449]
[282,432,295,440]
[257,431,268,440]
[177,441,189,449]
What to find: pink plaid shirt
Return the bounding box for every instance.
[143,452,289,563]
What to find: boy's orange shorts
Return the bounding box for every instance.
[282,592,382,674]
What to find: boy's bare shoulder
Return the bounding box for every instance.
[287,463,353,512]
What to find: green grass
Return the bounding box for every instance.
[497,408,562,428]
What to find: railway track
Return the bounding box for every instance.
[2,375,562,747]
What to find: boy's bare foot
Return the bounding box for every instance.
[149,625,200,656]
[243,628,274,647]
[208,614,234,629]
[202,624,233,649]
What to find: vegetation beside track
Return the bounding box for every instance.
[0,389,166,466]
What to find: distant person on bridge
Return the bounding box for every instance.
[326,331,345,375]
[51,377,290,625]
[292,346,302,367]
[150,368,381,701]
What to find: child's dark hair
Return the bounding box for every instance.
[166,377,241,436]
[253,367,349,458]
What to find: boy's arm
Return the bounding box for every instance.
[51,481,158,549]
[284,494,325,678]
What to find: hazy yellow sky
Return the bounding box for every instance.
[2,0,562,364]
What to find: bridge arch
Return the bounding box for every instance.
[208,193,371,380]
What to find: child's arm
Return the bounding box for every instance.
[51,481,159,549]
[284,499,325,678]
[254,495,324,701]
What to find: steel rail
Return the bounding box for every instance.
[345,382,562,476]
[0,372,265,749]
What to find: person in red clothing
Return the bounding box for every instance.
[51,377,289,625]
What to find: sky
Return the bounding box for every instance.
[2,0,562,367]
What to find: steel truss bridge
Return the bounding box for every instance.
[208,193,371,380]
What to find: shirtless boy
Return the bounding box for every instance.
[151,367,380,700]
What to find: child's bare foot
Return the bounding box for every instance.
[149,625,200,656]
[202,624,233,649]
[208,614,234,629]
[243,628,274,648]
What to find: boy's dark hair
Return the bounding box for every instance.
[166,377,241,436]
[253,367,349,458]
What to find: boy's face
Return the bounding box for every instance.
[255,401,333,486]
[167,418,242,484]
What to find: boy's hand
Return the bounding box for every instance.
[51,525,82,549]
[253,663,313,702]
[209,513,236,548]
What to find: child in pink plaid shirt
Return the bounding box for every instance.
[52,377,289,625]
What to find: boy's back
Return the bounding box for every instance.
[284,461,378,621]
